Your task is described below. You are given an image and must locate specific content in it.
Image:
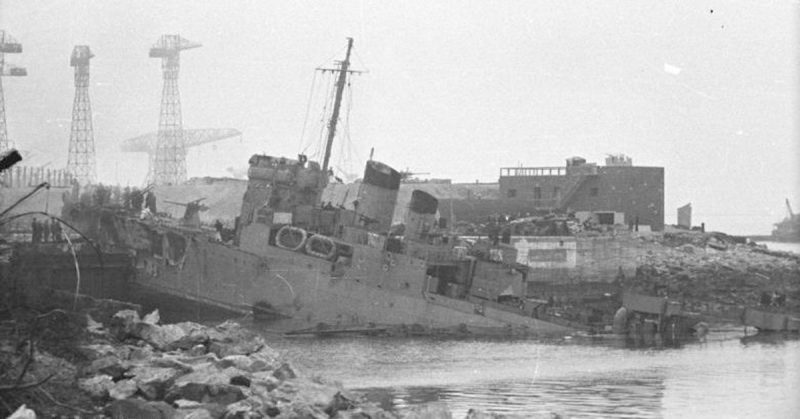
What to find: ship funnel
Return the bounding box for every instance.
[355,160,401,232]
[405,190,438,241]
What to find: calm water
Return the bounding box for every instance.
[149,240,800,418]
[262,330,800,418]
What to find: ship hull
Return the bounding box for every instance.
[69,208,575,336]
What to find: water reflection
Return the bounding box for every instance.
[740,331,800,346]
[269,331,799,418]
[361,373,667,418]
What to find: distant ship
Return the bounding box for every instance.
[771,199,800,242]
[62,38,581,337]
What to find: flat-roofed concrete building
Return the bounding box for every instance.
[677,203,692,229]
[499,155,664,231]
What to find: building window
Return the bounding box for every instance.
[507,189,517,198]
[534,187,542,200]
[590,187,599,197]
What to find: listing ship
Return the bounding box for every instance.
[771,199,800,242]
[62,39,580,336]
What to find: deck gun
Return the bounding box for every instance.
[164,198,209,228]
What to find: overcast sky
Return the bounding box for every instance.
[1,0,798,234]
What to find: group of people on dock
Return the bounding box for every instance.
[64,182,158,215]
[30,217,63,244]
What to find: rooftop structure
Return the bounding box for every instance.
[499,155,664,231]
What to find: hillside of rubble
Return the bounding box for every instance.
[631,230,800,317]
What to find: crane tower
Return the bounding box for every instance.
[0,30,26,154]
[66,45,96,185]
[149,34,201,185]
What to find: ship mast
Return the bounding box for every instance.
[321,37,353,179]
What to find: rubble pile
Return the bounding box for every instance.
[634,231,800,314]
[2,304,531,418]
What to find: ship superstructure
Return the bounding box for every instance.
[63,39,580,336]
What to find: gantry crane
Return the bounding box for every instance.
[121,128,241,178]
[149,34,201,185]
[66,45,96,185]
[121,128,241,153]
[0,30,26,154]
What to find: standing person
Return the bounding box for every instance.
[31,217,40,243]
[146,191,157,214]
[51,220,63,243]
[122,186,131,209]
[42,219,51,242]
[130,188,143,211]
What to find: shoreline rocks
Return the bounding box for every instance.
[3,302,527,419]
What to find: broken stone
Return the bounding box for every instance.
[166,382,246,405]
[78,343,120,360]
[187,344,208,356]
[272,363,296,381]
[167,383,210,403]
[333,406,398,419]
[207,383,247,405]
[216,352,274,373]
[129,366,182,400]
[172,364,244,388]
[217,354,255,371]
[78,374,115,400]
[250,373,280,392]
[86,314,106,334]
[264,405,280,418]
[223,400,263,419]
[248,346,281,371]
[106,398,167,419]
[149,401,177,418]
[142,309,161,325]
[6,404,36,419]
[230,375,252,387]
[150,355,195,375]
[208,339,263,358]
[325,391,357,417]
[110,309,141,340]
[135,322,189,351]
[109,378,138,400]
[85,355,129,380]
[172,322,212,348]
[271,379,345,416]
[88,299,142,327]
[280,401,328,419]
[174,406,221,419]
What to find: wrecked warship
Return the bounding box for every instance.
[62,39,577,337]
[63,159,579,336]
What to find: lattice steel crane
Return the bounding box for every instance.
[0,30,26,154]
[149,34,201,185]
[123,128,241,181]
[121,128,241,153]
[66,45,96,185]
